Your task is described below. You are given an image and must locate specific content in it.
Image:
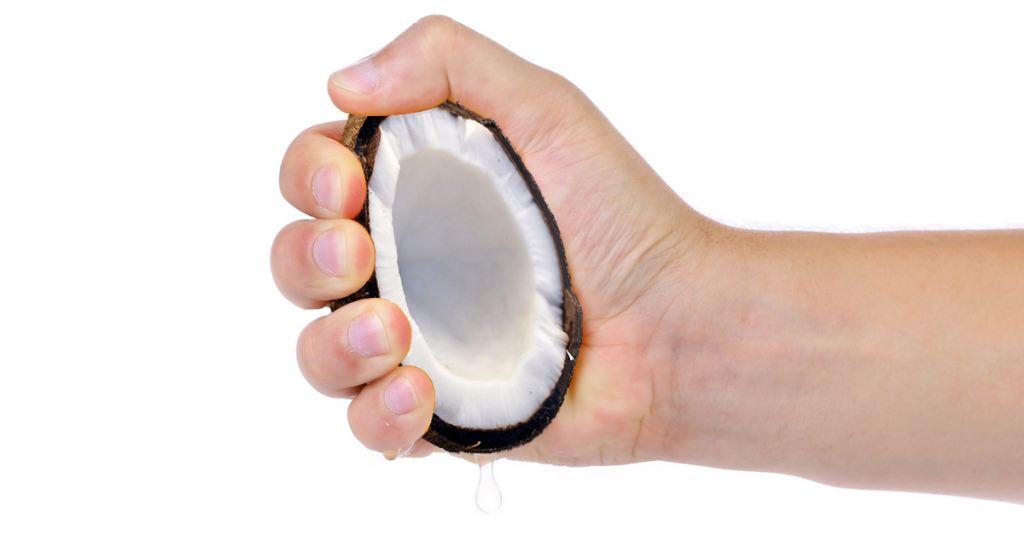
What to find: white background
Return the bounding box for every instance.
[1,1,1023,534]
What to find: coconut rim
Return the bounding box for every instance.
[329,101,583,453]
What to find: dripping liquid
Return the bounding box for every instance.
[473,453,502,514]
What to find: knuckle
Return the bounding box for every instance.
[300,311,383,385]
[296,323,326,382]
[545,70,581,94]
[282,124,330,169]
[296,320,327,368]
[413,14,460,49]
[298,322,337,382]
[270,221,305,262]
[269,225,294,276]
[281,128,314,168]
[348,401,388,447]
[416,14,457,35]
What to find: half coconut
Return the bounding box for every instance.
[331,102,583,453]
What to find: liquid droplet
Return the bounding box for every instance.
[473,453,502,514]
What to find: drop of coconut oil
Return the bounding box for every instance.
[473,453,502,514]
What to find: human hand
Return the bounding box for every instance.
[271,16,714,465]
[273,17,1024,503]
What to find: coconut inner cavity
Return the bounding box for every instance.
[392,149,536,381]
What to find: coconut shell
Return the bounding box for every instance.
[329,102,583,453]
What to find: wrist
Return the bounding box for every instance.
[648,225,820,471]
[618,211,741,463]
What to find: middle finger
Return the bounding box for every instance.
[271,218,375,309]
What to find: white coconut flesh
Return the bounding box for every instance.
[367,107,569,430]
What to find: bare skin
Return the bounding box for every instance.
[271,16,1024,503]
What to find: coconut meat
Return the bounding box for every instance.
[366,107,569,430]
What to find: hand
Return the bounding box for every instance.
[271,16,713,465]
[272,17,1024,502]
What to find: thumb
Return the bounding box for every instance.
[326,15,590,152]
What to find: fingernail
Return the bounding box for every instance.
[312,167,342,213]
[349,312,389,357]
[331,58,379,96]
[313,229,346,277]
[384,376,419,415]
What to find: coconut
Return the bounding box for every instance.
[331,102,583,453]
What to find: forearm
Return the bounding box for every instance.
[660,226,1024,502]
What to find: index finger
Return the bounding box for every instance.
[280,121,367,220]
